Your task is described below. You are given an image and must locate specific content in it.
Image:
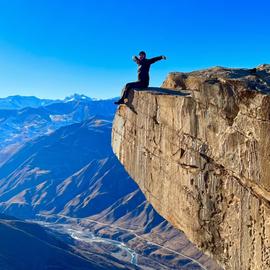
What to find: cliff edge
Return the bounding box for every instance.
[112,65,270,269]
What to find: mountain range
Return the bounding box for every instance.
[0,94,117,164]
[0,95,55,110]
[0,118,135,219]
[0,94,220,269]
[0,93,98,110]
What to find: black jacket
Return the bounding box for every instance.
[134,56,163,85]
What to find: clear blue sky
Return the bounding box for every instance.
[0,0,269,99]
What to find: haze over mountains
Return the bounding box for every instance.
[0,93,100,110]
[0,94,219,270]
[0,95,55,110]
[0,94,117,164]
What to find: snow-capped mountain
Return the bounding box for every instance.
[64,93,93,102]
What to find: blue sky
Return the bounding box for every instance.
[0,0,269,99]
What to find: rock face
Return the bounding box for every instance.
[112,65,270,270]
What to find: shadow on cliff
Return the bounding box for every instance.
[125,89,137,114]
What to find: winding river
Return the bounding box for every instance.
[38,219,207,270]
[67,228,138,265]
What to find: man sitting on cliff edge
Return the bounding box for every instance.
[114,51,166,105]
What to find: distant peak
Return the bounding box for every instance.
[64,93,92,102]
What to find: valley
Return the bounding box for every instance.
[0,95,220,269]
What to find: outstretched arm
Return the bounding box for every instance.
[132,56,141,65]
[149,55,166,64]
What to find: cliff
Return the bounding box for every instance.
[112,65,270,270]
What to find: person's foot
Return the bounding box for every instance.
[114,100,124,105]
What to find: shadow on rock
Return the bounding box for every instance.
[125,90,137,114]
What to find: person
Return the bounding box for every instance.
[114,51,166,105]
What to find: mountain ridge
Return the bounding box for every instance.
[0,96,117,164]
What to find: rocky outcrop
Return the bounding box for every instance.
[112,65,270,270]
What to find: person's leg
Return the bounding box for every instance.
[114,83,131,104]
[115,81,144,104]
[121,82,133,99]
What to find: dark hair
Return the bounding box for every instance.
[139,51,146,56]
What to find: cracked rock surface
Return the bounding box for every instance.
[112,65,270,270]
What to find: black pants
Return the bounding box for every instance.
[119,81,148,101]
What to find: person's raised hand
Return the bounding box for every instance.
[162,55,167,60]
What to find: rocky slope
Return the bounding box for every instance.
[0,115,219,269]
[112,64,270,270]
[0,118,130,218]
